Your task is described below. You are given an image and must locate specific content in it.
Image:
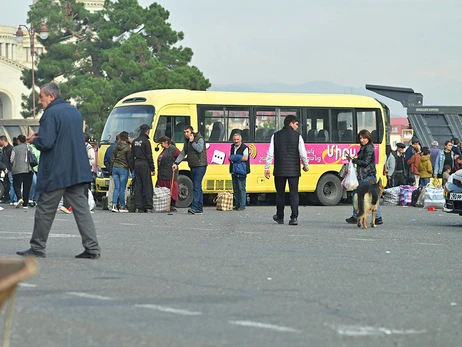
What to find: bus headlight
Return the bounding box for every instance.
[96,166,104,178]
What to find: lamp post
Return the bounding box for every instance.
[15,22,49,119]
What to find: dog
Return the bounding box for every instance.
[353,178,384,229]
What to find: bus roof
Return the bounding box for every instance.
[114,89,383,109]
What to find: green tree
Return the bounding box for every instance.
[21,0,210,137]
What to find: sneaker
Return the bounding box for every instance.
[273,214,284,224]
[10,202,15,206]
[188,208,195,215]
[135,208,146,213]
[345,216,357,224]
[194,210,203,214]
[111,206,119,212]
[15,198,24,208]
[23,206,28,209]
[146,209,153,213]
[289,217,298,225]
[60,206,72,214]
[119,206,129,213]
[237,206,245,211]
[169,207,177,212]
[375,217,383,225]
[233,206,240,211]
[28,202,36,207]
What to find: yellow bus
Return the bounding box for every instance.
[96,89,390,207]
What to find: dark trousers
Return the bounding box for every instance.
[191,166,207,211]
[274,176,299,219]
[30,183,100,255]
[13,171,33,206]
[134,162,153,210]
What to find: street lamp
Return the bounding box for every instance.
[15,22,49,119]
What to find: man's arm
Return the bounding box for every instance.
[264,135,274,178]
[32,115,58,152]
[191,137,205,153]
[298,136,309,171]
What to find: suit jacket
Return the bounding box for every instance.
[33,98,93,193]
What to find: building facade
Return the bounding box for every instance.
[0,0,104,119]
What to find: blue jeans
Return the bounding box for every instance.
[8,172,17,202]
[112,167,129,206]
[232,174,247,208]
[419,177,430,187]
[352,176,382,218]
[191,166,206,211]
[29,172,40,201]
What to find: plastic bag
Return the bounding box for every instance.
[88,189,96,211]
[341,161,359,191]
[423,186,445,209]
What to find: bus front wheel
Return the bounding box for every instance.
[177,174,193,208]
[315,173,343,206]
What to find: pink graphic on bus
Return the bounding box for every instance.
[205,143,379,165]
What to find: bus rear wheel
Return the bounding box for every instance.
[315,173,343,206]
[176,174,193,208]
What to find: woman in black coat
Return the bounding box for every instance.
[345,129,383,225]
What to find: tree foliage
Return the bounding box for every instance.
[21,0,210,137]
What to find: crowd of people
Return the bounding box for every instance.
[384,137,462,189]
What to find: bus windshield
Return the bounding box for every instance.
[100,105,155,144]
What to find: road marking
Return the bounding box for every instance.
[228,320,302,333]
[0,231,78,238]
[413,242,443,246]
[19,283,37,288]
[66,292,113,301]
[347,238,376,242]
[331,324,426,336]
[135,304,202,316]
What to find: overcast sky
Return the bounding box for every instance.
[4,0,462,111]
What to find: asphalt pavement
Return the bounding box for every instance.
[1,201,462,347]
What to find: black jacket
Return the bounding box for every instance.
[352,142,376,180]
[1,144,13,171]
[129,133,155,171]
[273,125,301,177]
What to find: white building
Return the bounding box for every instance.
[0,0,104,119]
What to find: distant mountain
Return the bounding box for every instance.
[209,81,407,117]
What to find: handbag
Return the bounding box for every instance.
[341,161,359,191]
[27,149,38,168]
[213,191,233,211]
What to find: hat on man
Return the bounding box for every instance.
[140,124,151,133]
[396,142,406,149]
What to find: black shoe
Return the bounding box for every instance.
[135,208,145,213]
[16,248,46,258]
[273,214,284,224]
[345,216,357,224]
[237,207,245,211]
[233,206,239,211]
[289,217,298,226]
[169,207,177,212]
[146,209,153,213]
[193,210,203,215]
[188,208,195,214]
[75,251,100,259]
[375,217,383,225]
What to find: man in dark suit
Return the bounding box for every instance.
[17,82,101,259]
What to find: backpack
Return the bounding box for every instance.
[411,186,422,207]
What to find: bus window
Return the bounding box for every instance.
[331,109,354,143]
[356,109,378,142]
[226,108,250,142]
[100,105,154,144]
[255,109,277,142]
[305,108,329,142]
[199,106,250,142]
[155,116,190,143]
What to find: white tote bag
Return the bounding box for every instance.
[342,161,359,191]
